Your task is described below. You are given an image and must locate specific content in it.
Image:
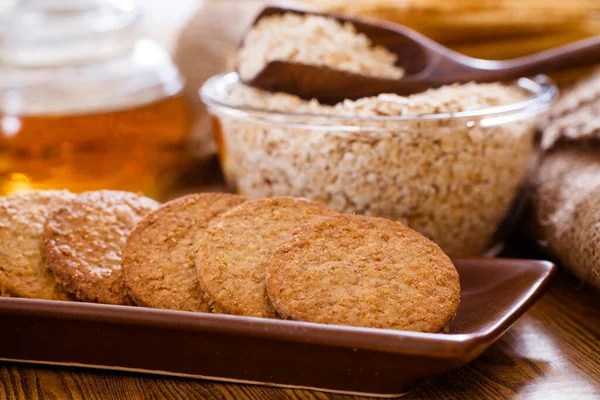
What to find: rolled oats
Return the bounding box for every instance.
[237,13,405,82]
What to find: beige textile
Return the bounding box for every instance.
[530,68,600,289]
[172,0,271,161]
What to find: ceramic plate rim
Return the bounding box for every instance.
[0,258,556,359]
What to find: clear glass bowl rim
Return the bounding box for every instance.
[200,72,558,128]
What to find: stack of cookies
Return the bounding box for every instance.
[0,190,461,333]
[0,190,158,303]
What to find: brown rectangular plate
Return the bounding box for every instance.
[0,258,555,397]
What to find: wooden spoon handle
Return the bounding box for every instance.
[501,35,600,79]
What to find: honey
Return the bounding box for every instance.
[0,1,198,200]
[0,94,192,199]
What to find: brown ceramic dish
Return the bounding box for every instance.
[0,258,554,397]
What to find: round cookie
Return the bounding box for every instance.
[43,190,158,305]
[122,193,246,312]
[197,197,338,318]
[265,215,461,332]
[0,190,75,300]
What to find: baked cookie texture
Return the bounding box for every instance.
[122,193,246,312]
[0,190,74,300]
[266,214,461,332]
[43,190,158,305]
[197,196,338,318]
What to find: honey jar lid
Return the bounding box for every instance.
[0,0,184,115]
[0,0,140,66]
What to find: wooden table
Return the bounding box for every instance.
[1,241,598,399]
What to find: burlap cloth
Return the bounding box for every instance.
[529,67,600,289]
[172,0,270,162]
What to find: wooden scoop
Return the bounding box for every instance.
[240,6,600,104]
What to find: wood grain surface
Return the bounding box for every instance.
[1,252,598,400]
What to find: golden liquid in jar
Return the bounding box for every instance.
[0,94,192,199]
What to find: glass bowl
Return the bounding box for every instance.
[200,72,557,257]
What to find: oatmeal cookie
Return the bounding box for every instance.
[43,190,158,305]
[122,193,246,312]
[265,214,461,332]
[0,190,74,300]
[196,197,338,318]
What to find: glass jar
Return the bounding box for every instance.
[0,0,193,199]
